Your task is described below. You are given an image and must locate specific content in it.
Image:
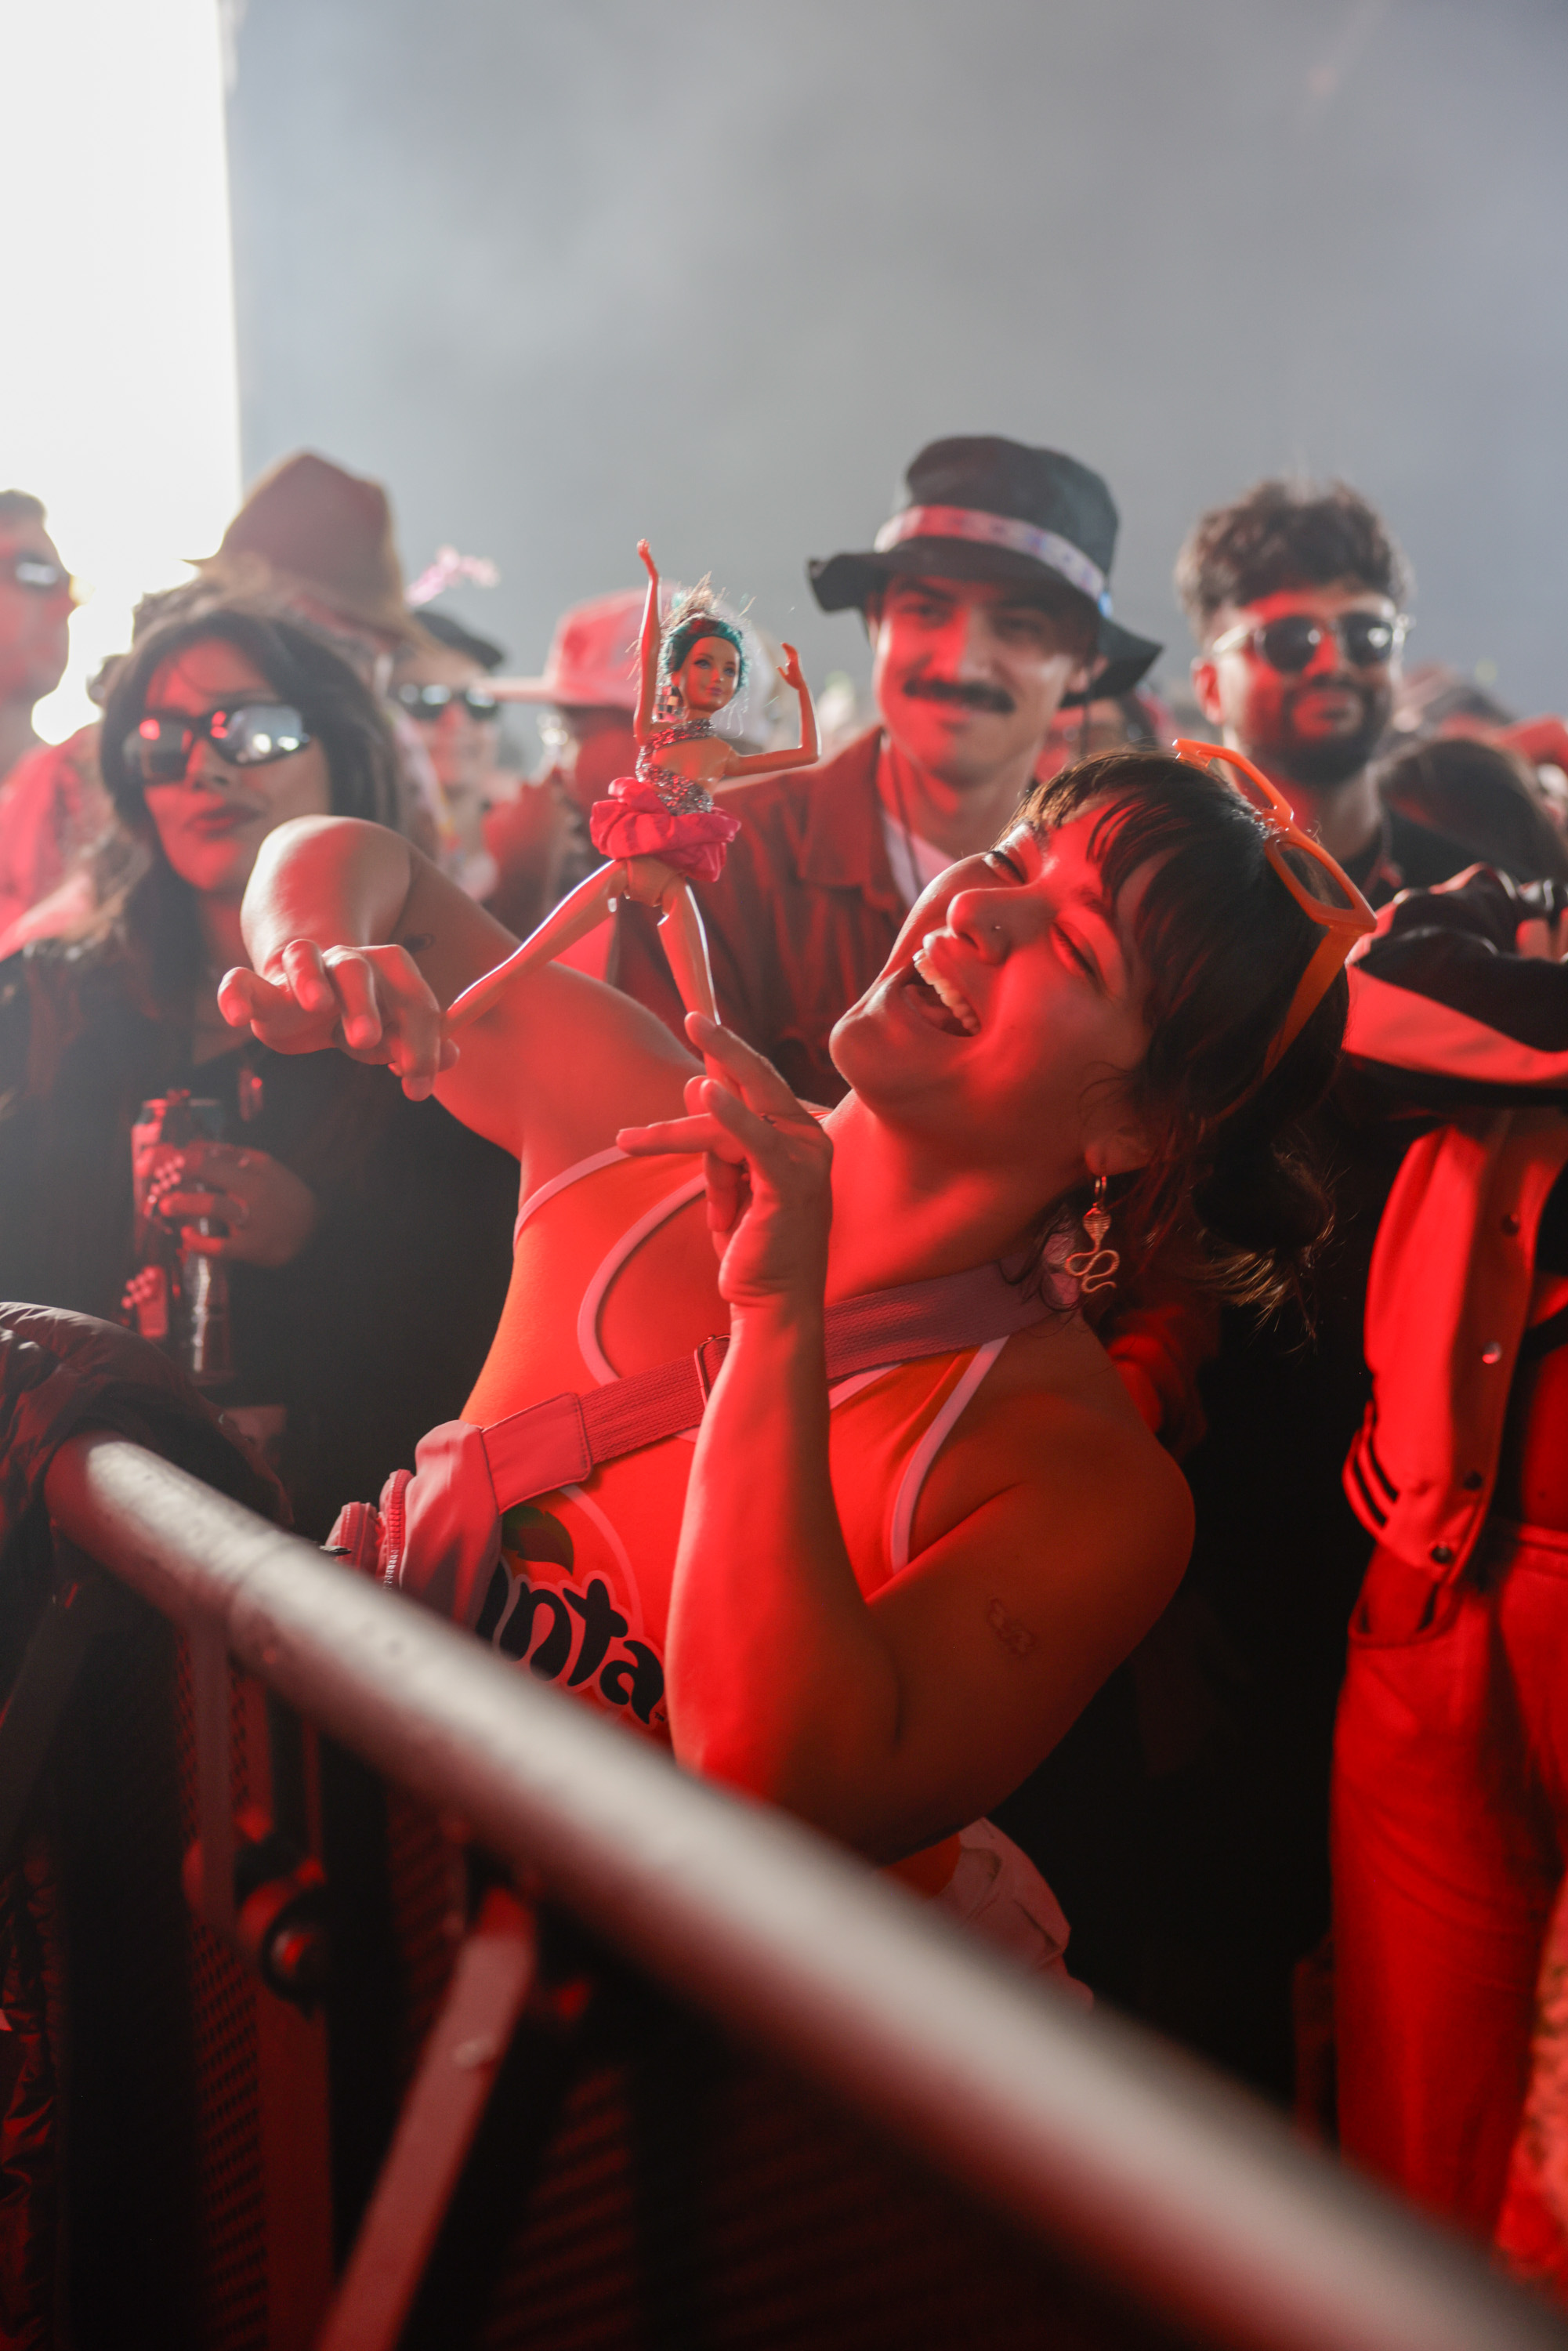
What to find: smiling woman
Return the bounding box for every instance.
[216,744,1360,1969]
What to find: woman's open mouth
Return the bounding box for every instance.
[907,951,980,1036]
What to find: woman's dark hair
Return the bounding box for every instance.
[1377,734,1568,886]
[1022,750,1351,1314]
[95,607,404,1007]
[663,605,746,696]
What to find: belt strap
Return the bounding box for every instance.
[480,1259,1064,1512]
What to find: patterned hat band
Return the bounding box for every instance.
[872,505,1113,617]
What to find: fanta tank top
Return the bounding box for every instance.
[460,1148,1016,1775]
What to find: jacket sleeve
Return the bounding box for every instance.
[1342,865,1568,1107]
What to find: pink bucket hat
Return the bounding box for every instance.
[489,589,644,712]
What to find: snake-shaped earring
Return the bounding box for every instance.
[1065,1173,1120,1294]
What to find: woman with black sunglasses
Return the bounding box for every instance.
[0,603,519,1537]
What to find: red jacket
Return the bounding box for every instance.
[1340,868,1568,1578]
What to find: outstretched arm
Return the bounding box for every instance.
[632,538,663,744]
[719,642,821,781]
[219,815,697,1171]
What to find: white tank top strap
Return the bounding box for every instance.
[886,1335,1009,1574]
[513,1145,628,1245]
[577,1169,708,1386]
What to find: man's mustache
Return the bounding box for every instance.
[901,674,1016,716]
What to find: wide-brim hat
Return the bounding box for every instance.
[193,451,434,653]
[488,588,645,712]
[808,435,1161,705]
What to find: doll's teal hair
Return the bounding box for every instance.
[662,591,747,693]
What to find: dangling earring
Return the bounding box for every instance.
[1066,1175,1120,1293]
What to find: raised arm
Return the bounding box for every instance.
[632,538,664,744]
[219,815,697,1170]
[719,642,821,781]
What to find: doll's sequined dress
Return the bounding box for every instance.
[588,716,741,885]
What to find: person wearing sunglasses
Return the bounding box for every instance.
[1180,479,1469,909]
[0,603,520,1541]
[391,607,567,934]
[1113,479,1476,2108]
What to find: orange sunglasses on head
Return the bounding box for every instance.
[1172,737,1377,1076]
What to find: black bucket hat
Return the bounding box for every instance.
[808,435,1161,705]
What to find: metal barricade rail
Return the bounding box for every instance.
[38,1429,1568,2351]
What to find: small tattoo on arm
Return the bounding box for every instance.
[400,932,436,955]
[987,1599,1037,1660]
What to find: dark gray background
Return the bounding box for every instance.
[226,0,1568,716]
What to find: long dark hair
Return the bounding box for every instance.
[95,607,403,1009]
[1023,751,1349,1314]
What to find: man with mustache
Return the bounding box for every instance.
[611,435,1161,1104]
[1180,479,1465,904]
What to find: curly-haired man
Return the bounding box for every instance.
[1179,480,1464,904]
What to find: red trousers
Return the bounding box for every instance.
[1332,1523,1568,2233]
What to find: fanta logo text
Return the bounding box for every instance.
[474,1559,665,1727]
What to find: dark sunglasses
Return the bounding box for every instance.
[1209,610,1408,676]
[5,554,72,597]
[395,682,501,722]
[125,703,313,786]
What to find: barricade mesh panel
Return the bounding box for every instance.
[461,2030,1186,2351]
[172,1636,270,2349]
[371,1788,1186,2351]
[383,1782,465,2083]
[56,1605,205,2348]
[42,1596,1228,2346]
[478,2061,640,2347]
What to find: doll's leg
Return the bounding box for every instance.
[656,879,739,1092]
[656,877,719,1027]
[446,864,617,1032]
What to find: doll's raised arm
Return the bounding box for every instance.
[632,538,663,744]
[719,643,820,781]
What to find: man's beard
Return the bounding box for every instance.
[1264,678,1392,789]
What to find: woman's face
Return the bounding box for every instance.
[673,634,740,717]
[137,639,332,902]
[831,806,1156,1194]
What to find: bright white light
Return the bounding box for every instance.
[0,1,241,742]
